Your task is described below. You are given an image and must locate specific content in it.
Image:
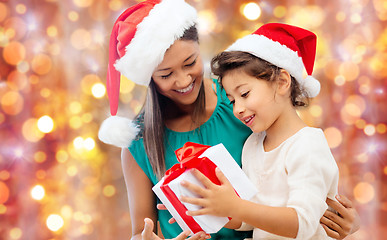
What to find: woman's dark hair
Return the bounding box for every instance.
[211,51,309,107]
[137,25,203,179]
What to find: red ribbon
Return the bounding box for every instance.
[160,142,221,233]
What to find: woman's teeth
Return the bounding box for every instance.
[176,82,194,93]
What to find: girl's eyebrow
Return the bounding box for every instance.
[226,83,247,96]
[155,54,196,72]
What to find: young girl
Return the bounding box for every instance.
[180,23,340,239]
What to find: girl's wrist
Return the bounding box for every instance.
[227,196,244,218]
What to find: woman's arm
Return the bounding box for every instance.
[121,148,157,239]
[223,218,242,229]
[181,168,299,238]
[121,148,210,240]
[320,195,360,239]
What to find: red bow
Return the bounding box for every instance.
[163,142,221,186]
[160,142,221,234]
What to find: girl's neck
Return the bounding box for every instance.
[263,107,307,152]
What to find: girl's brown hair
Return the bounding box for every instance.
[136,25,204,179]
[211,51,309,107]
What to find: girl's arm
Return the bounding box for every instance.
[180,168,299,238]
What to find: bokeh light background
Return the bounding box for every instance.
[0,0,386,239]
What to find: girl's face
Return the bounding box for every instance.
[222,69,284,133]
[152,40,204,107]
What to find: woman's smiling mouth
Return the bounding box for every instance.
[175,80,195,94]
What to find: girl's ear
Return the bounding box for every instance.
[276,69,292,95]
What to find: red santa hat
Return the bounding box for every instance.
[98,0,197,148]
[226,23,320,98]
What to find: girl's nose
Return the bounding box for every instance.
[233,102,245,116]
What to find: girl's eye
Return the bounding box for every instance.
[161,72,172,79]
[241,91,249,98]
[185,59,196,67]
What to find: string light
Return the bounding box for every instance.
[91,83,106,98]
[242,2,262,21]
[31,185,45,201]
[46,214,64,232]
[37,115,54,133]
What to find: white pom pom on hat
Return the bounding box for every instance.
[226,23,321,98]
[98,116,140,148]
[302,76,320,98]
[98,0,198,148]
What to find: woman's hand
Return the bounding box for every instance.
[157,204,177,224]
[320,195,360,239]
[140,218,210,240]
[180,168,240,217]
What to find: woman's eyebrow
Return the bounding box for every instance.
[155,67,172,72]
[183,54,195,62]
[155,54,196,72]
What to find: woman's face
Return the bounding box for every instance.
[152,40,204,107]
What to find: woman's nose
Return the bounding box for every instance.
[175,71,192,88]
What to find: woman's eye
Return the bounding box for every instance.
[241,91,249,98]
[161,72,172,79]
[185,59,196,67]
[229,100,235,105]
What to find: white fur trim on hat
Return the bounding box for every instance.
[98,116,140,148]
[226,34,320,97]
[114,0,197,86]
[302,75,320,98]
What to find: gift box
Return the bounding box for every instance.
[152,142,258,234]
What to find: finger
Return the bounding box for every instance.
[215,167,230,186]
[321,210,343,227]
[320,214,342,233]
[141,218,155,239]
[168,217,176,224]
[173,230,190,240]
[187,232,211,240]
[180,195,206,207]
[186,208,210,216]
[326,198,349,218]
[191,169,216,189]
[157,204,167,210]
[181,180,208,197]
[336,194,353,208]
[321,223,340,239]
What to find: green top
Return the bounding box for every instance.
[129,80,252,239]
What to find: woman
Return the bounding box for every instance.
[98,0,360,239]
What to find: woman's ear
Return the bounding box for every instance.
[276,69,292,95]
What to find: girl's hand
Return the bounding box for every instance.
[180,168,239,217]
[320,195,360,239]
[141,218,210,240]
